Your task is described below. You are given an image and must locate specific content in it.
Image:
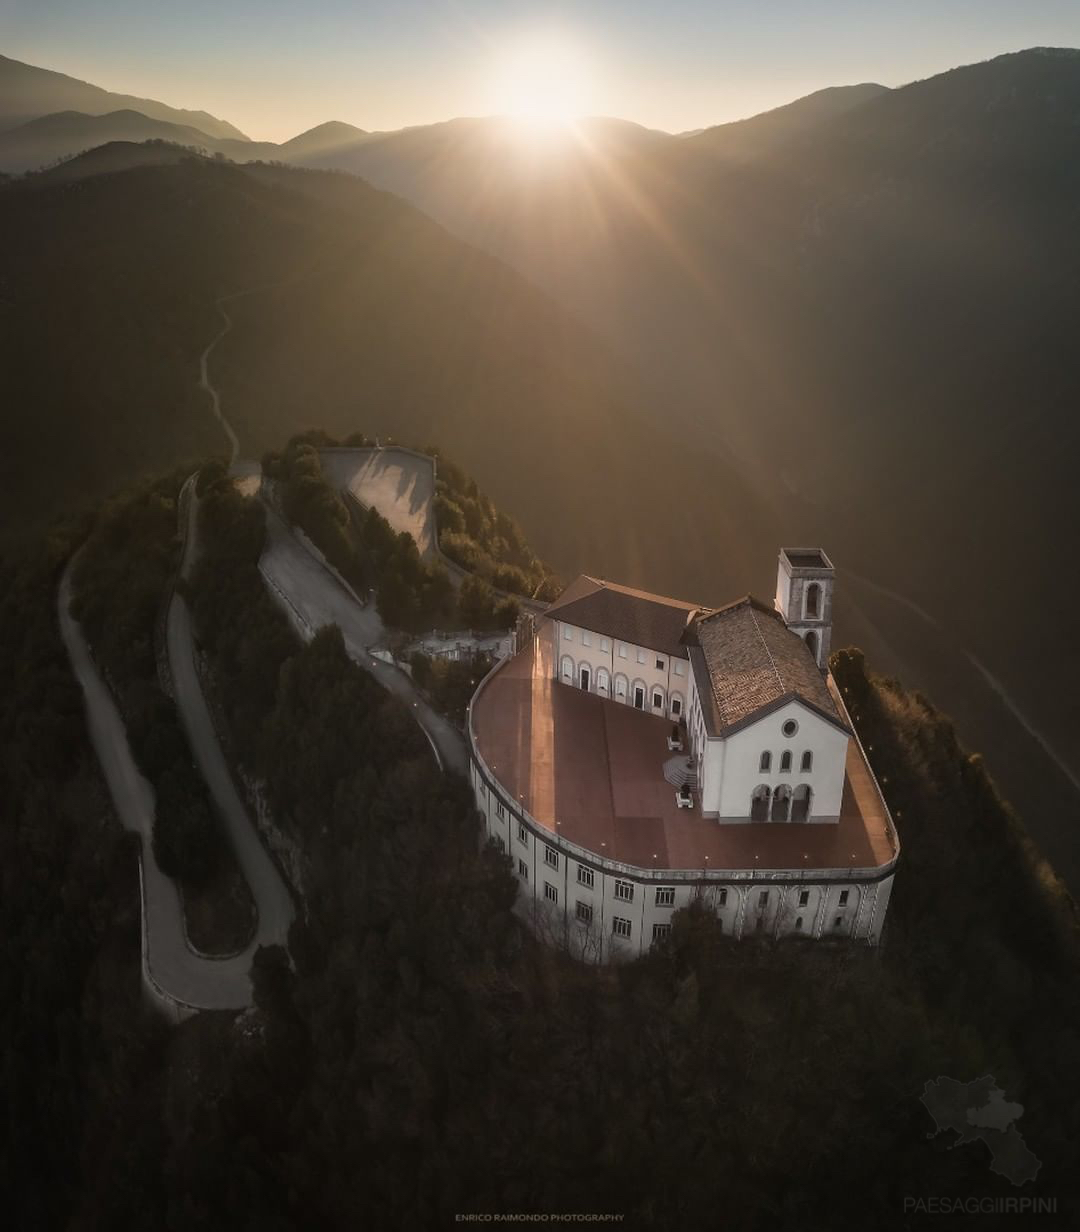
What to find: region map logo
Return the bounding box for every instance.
[920,1074,1042,1187]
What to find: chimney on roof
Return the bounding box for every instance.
[776,548,834,671]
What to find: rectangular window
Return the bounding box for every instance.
[614,879,634,903]
[655,886,675,907]
[582,631,592,647]
[652,923,671,943]
[838,890,849,907]
[496,801,505,820]
[717,888,728,907]
[795,917,803,931]
[612,916,632,939]
[656,657,665,671]
[517,822,527,844]
[798,890,809,908]
[653,692,663,710]
[758,890,769,909]
[577,865,594,888]
[618,643,627,659]
[674,661,686,677]
[672,698,682,716]
[600,637,611,652]
[636,648,646,664]
[576,900,593,924]
[544,846,559,870]
[563,626,573,640]
[544,882,558,904]
[834,916,843,928]
[518,859,528,880]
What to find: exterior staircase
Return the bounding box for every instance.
[664,755,699,790]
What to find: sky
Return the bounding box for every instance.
[5,0,1080,140]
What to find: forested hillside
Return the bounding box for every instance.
[3,479,1078,1227]
[4,47,1080,884]
[0,149,764,602]
[285,50,1080,862]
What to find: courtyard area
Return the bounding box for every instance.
[471,625,896,874]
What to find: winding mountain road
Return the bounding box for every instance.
[198,297,242,465]
[59,287,467,1014]
[196,285,465,771]
[167,482,295,937]
[59,560,264,1011]
[259,499,468,774]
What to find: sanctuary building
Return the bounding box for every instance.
[467,549,899,960]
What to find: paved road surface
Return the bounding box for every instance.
[259,498,467,774]
[198,298,241,465]
[167,484,295,959]
[58,560,259,1011]
[320,447,436,558]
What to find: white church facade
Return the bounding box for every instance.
[467,549,899,961]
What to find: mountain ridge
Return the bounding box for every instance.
[0,52,247,140]
[3,44,1080,888]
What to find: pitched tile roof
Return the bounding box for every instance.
[545,574,706,659]
[687,597,847,736]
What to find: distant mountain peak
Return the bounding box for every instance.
[279,119,370,159]
[289,120,367,140]
[0,53,248,141]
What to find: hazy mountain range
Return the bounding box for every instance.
[2,46,1080,885]
[0,53,246,141]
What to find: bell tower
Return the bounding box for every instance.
[775,548,834,670]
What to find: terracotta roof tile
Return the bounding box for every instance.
[689,598,845,735]
[545,574,706,659]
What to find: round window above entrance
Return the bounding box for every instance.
[782,719,799,738]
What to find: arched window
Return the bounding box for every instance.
[801,750,813,772]
[771,784,792,821]
[651,686,665,712]
[560,655,574,683]
[579,665,591,692]
[671,692,684,718]
[759,751,772,772]
[780,750,792,772]
[792,784,812,822]
[805,630,819,661]
[597,667,610,696]
[751,785,771,821]
[614,673,628,702]
[805,582,821,620]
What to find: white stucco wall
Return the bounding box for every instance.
[692,698,847,821]
[472,758,894,959]
[775,562,834,668]
[554,618,688,721]
[716,700,849,822]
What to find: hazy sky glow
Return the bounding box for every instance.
[5,0,1080,140]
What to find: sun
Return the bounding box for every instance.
[491,35,593,130]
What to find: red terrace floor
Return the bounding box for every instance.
[471,627,895,873]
